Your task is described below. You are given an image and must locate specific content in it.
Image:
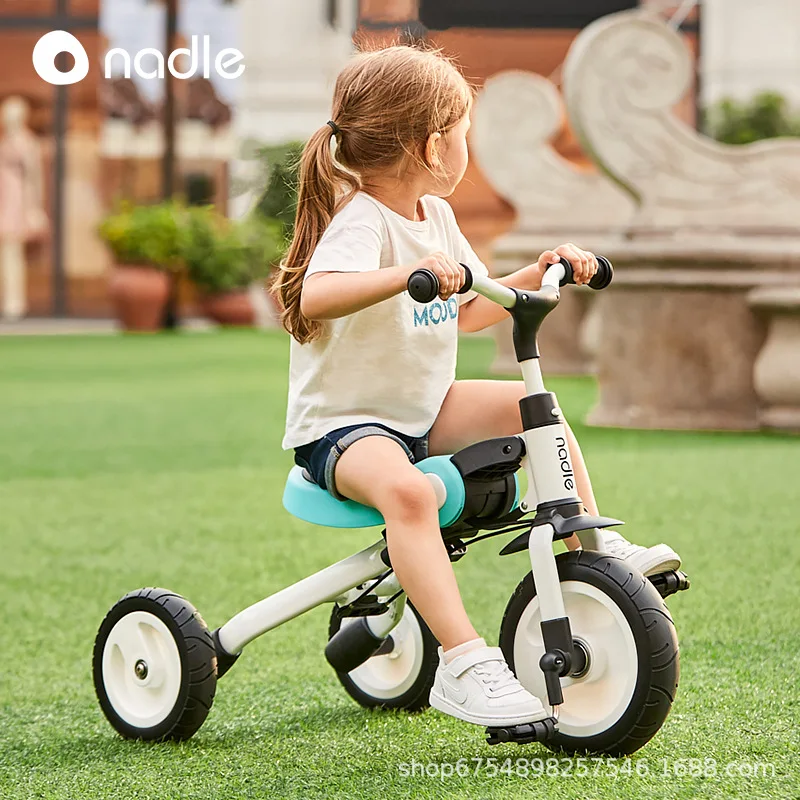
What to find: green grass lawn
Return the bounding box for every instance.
[1,330,798,800]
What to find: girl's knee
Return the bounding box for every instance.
[379,473,438,524]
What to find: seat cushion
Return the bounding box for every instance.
[282,456,466,529]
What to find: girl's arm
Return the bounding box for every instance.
[301,252,465,321]
[458,264,543,332]
[458,244,598,333]
[301,266,412,320]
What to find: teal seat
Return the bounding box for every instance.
[283,455,467,529]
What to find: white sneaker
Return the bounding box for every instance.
[429,645,549,727]
[602,530,681,577]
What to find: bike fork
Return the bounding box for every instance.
[527,523,576,710]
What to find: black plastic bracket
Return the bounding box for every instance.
[541,617,574,669]
[499,501,624,554]
[325,616,386,673]
[539,650,568,706]
[519,392,561,430]
[211,628,240,680]
[449,436,525,479]
[510,285,560,362]
[335,593,388,618]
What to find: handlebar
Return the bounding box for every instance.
[558,255,614,290]
[407,256,613,307]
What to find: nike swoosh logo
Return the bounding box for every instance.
[444,679,468,705]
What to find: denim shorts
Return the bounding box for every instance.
[294,423,430,501]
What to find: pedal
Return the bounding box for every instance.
[485,716,557,745]
[649,570,690,599]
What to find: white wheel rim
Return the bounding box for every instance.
[344,605,425,700]
[513,580,638,738]
[102,611,183,729]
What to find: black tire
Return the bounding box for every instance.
[500,550,679,755]
[328,601,438,711]
[93,587,217,741]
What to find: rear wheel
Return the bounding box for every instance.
[328,602,438,711]
[93,588,217,741]
[500,550,679,755]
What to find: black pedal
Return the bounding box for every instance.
[485,716,557,745]
[649,570,690,599]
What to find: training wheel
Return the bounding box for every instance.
[328,601,439,711]
[93,587,217,741]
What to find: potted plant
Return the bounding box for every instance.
[99,202,184,331]
[181,207,282,326]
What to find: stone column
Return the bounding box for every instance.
[558,11,800,431]
[749,287,800,432]
[490,233,613,376]
[585,241,800,431]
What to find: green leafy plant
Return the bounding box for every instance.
[704,91,800,145]
[253,142,303,239]
[98,202,185,270]
[180,207,284,295]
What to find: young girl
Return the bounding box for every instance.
[274,46,680,729]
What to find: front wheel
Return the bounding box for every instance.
[328,601,438,711]
[500,550,679,755]
[93,588,217,741]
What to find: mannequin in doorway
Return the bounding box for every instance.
[0,96,48,320]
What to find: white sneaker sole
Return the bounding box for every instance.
[627,543,682,577]
[429,687,550,728]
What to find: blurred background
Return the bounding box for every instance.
[2,6,799,797]
[0,0,799,428]
[0,0,800,428]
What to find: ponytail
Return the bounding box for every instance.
[270,124,361,344]
[272,46,471,345]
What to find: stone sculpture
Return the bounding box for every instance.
[471,70,634,375]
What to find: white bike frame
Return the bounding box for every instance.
[217,262,595,657]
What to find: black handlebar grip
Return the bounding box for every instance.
[407,269,439,303]
[558,255,614,290]
[407,263,474,303]
[458,263,474,294]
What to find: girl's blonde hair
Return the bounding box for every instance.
[271,45,473,344]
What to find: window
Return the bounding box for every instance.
[419,0,638,30]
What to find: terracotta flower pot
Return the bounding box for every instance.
[200,290,256,327]
[108,264,169,332]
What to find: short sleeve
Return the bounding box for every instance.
[433,198,490,304]
[455,230,489,280]
[305,213,384,279]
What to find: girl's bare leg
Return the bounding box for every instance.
[334,435,479,651]
[429,380,598,550]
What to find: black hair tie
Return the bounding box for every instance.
[327,120,341,136]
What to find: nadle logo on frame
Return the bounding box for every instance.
[33,30,245,86]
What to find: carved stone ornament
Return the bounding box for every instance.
[471,70,635,235]
[562,9,800,235]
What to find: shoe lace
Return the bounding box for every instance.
[472,659,516,689]
[602,536,640,560]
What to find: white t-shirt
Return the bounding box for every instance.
[282,192,489,450]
